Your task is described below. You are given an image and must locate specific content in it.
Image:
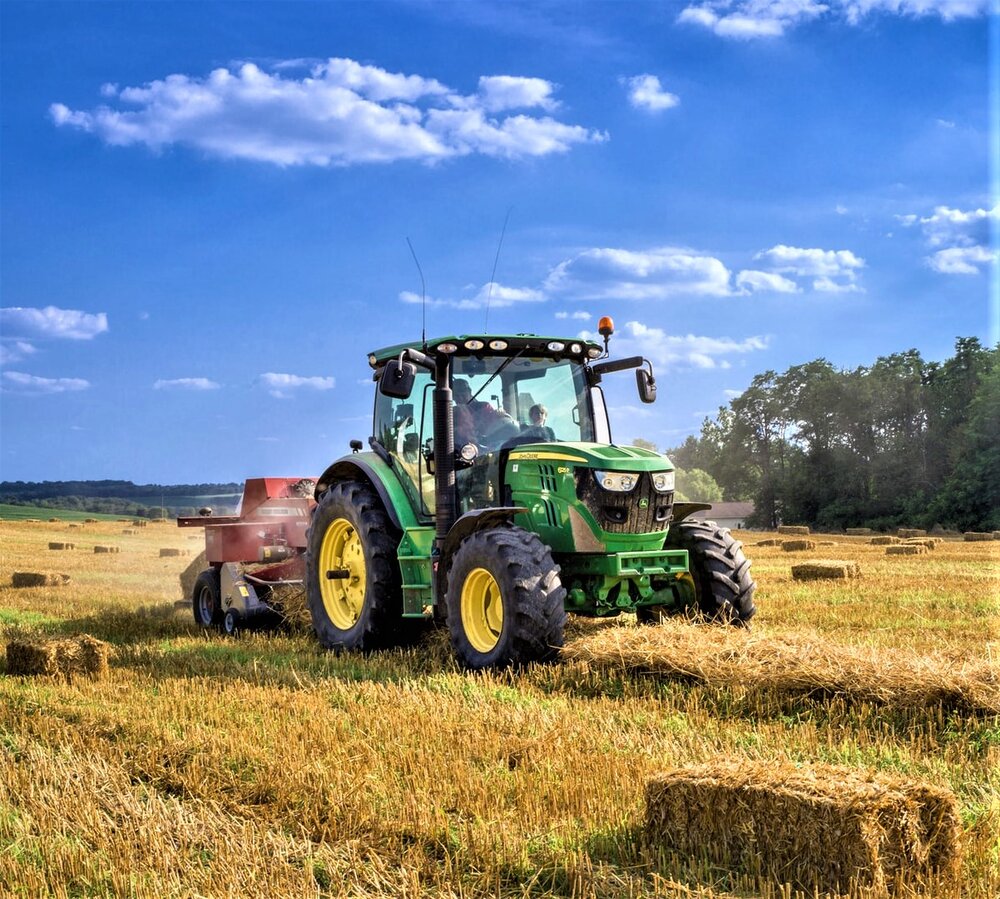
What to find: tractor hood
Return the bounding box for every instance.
[505,442,674,472]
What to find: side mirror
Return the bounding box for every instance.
[637,369,657,404]
[379,359,416,399]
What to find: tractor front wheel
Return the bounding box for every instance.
[306,481,415,652]
[661,519,756,625]
[444,526,566,670]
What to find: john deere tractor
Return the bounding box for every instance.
[306,318,755,669]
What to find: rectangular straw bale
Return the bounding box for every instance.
[870,535,900,545]
[93,545,121,554]
[887,544,927,555]
[792,561,861,580]
[159,547,181,557]
[5,634,109,679]
[122,528,136,535]
[845,528,872,536]
[898,528,927,538]
[644,761,961,894]
[963,531,992,542]
[781,539,815,551]
[903,539,937,550]
[48,517,59,522]
[754,538,781,546]
[11,572,70,588]
[47,542,74,550]
[132,520,148,527]
[993,531,1000,540]
[84,518,98,523]
[778,525,810,535]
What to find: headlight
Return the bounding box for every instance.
[594,470,638,492]
[459,443,479,463]
[651,471,675,493]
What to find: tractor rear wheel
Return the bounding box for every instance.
[306,481,418,651]
[657,519,756,625]
[444,526,566,670]
[192,568,221,629]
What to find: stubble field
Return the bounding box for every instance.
[0,518,997,899]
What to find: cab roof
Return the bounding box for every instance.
[368,334,603,367]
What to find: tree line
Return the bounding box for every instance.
[662,337,998,532]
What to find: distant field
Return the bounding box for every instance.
[0,504,124,522]
[0,520,997,898]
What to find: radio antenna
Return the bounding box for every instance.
[406,237,427,349]
[484,206,512,333]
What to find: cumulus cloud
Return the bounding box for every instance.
[153,377,221,390]
[580,320,768,370]
[927,246,998,275]
[51,59,605,166]
[753,245,865,292]
[2,371,90,394]
[0,340,37,365]
[678,0,984,39]
[259,371,335,399]
[0,306,108,340]
[734,270,801,294]
[400,281,545,310]
[622,75,680,112]
[545,246,733,301]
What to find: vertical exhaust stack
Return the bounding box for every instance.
[433,354,457,548]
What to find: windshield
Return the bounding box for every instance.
[451,355,597,449]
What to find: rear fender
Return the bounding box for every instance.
[672,502,712,523]
[314,453,423,531]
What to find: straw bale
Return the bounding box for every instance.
[11,572,70,588]
[47,542,74,550]
[870,536,900,545]
[963,531,992,542]
[644,760,962,894]
[48,517,59,522]
[792,561,861,581]
[178,551,208,600]
[898,528,926,538]
[67,523,79,528]
[754,538,781,546]
[993,531,1000,540]
[132,520,148,527]
[903,539,937,550]
[846,527,873,536]
[563,624,1000,714]
[159,548,181,557]
[5,634,110,679]
[781,539,815,552]
[84,517,98,523]
[93,545,120,554]
[887,545,927,556]
[778,525,810,535]
[122,528,136,535]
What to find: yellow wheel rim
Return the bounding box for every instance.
[675,571,698,606]
[318,518,367,630]
[461,567,504,653]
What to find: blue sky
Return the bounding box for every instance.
[1,0,995,483]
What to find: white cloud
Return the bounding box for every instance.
[927,246,998,275]
[580,320,768,370]
[545,246,733,300]
[0,306,108,340]
[678,0,984,39]
[153,377,221,390]
[259,371,335,399]
[555,310,593,320]
[622,75,680,112]
[754,244,864,292]
[400,281,545,310]
[0,341,37,365]
[735,270,801,294]
[723,388,744,398]
[51,58,604,166]
[2,371,90,394]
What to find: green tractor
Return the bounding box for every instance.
[306,319,755,669]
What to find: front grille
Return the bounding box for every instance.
[576,471,673,534]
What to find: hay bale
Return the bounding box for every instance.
[781,539,815,552]
[93,545,120,554]
[5,634,110,679]
[159,547,181,557]
[778,525,810,535]
[792,561,861,580]
[48,517,59,522]
[178,551,208,600]
[993,531,1000,540]
[47,542,74,550]
[84,518,98,523]
[132,520,148,528]
[817,540,836,546]
[754,538,781,546]
[898,528,926,538]
[963,531,992,542]
[122,528,136,535]
[25,518,41,523]
[903,538,937,550]
[845,527,873,536]
[887,544,927,555]
[870,536,900,545]
[11,572,70,588]
[644,760,962,894]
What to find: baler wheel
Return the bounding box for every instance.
[306,481,419,651]
[658,519,756,625]
[223,608,240,637]
[192,568,222,629]
[444,526,566,670]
